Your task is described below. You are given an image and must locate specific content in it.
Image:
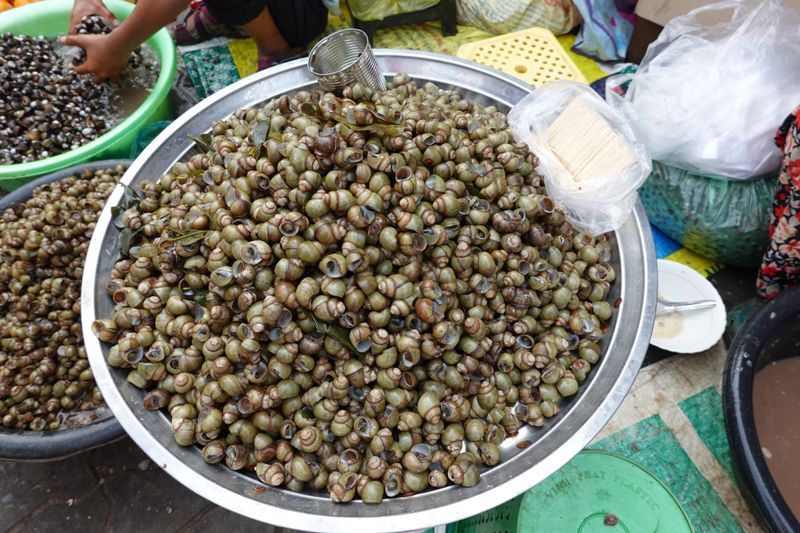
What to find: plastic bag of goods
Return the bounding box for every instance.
[610,0,800,180]
[639,162,775,268]
[571,0,635,62]
[509,81,651,236]
[457,0,580,35]
[349,0,440,21]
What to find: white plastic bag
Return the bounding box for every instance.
[610,0,800,180]
[509,81,651,236]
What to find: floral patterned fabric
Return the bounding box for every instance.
[757,107,800,299]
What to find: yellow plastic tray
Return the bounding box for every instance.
[457,27,586,87]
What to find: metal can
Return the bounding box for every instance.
[307,28,386,93]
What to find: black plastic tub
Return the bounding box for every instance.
[723,287,800,532]
[0,160,129,461]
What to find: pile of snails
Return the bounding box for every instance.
[94,74,616,503]
[0,164,125,430]
[0,33,116,165]
[0,19,158,165]
[72,15,145,69]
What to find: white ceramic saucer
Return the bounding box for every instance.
[651,259,727,353]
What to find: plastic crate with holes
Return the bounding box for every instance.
[457,27,586,86]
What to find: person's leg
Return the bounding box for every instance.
[202,0,266,27]
[245,0,329,70]
[756,107,800,299]
[171,1,250,46]
[261,0,328,48]
[241,6,290,56]
[182,0,328,69]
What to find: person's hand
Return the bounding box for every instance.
[59,33,131,82]
[69,0,117,33]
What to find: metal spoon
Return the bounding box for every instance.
[656,296,717,317]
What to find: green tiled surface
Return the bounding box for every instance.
[679,387,736,482]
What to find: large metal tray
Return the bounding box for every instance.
[81,51,657,532]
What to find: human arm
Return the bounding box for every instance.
[61,0,190,81]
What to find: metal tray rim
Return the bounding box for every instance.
[80,51,656,531]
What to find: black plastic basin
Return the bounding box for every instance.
[723,287,800,532]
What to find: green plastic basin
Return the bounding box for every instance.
[0,0,176,190]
